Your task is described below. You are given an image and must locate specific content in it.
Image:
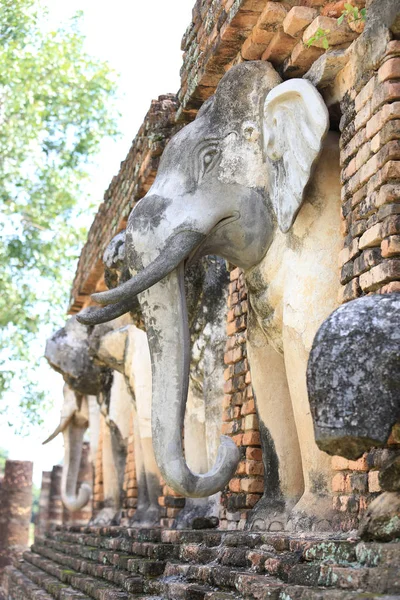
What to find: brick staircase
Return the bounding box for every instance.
[1,526,399,599]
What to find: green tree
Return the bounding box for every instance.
[0,0,119,428]
[0,447,8,474]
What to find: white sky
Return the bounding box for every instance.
[2,0,193,486]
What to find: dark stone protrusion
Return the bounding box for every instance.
[191,516,219,529]
[359,491,400,542]
[307,294,400,460]
[379,455,400,492]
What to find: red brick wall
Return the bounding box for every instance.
[178,0,364,122]
[69,95,181,312]
[329,39,400,528]
[220,267,262,530]
[339,42,400,300]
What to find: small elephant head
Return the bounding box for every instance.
[45,316,110,396]
[78,61,329,498]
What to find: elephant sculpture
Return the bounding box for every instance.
[79,61,342,531]
[43,383,99,513]
[98,231,229,527]
[45,316,131,524]
[88,313,161,527]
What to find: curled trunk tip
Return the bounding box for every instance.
[160,434,240,498]
[62,482,91,512]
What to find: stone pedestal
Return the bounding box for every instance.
[35,471,51,537]
[0,460,33,570]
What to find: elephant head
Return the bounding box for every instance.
[78,61,329,498]
[45,316,111,396]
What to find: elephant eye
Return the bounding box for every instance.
[200,147,220,178]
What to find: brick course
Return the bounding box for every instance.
[339,46,400,302]
[220,267,262,530]
[69,95,181,313]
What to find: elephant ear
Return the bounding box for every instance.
[263,79,329,233]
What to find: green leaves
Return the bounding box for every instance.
[306,27,330,50]
[0,0,120,429]
[338,3,367,25]
[307,4,367,51]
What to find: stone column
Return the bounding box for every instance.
[36,471,51,537]
[47,465,63,529]
[0,460,33,570]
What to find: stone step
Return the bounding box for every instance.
[164,561,246,589]
[24,551,142,599]
[30,543,209,600]
[48,527,399,569]
[21,526,400,600]
[30,540,289,599]
[159,580,225,600]
[41,530,358,571]
[2,565,55,600]
[5,560,167,600]
[40,532,181,561]
[162,560,400,599]
[35,532,400,595]
[37,532,400,592]
[33,537,169,578]
[19,560,92,599]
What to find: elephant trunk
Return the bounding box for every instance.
[61,419,91,511]
[77,231,206,326]
[140,262,239,498]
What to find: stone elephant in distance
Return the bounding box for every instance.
[43,383,99,513]
[88,314,161,527]
[45,316,130,525]
[79,61,342,532]
[98,231,229,528]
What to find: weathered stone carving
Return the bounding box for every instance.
[179,253,228,527]
[43,384,98,512]
[307,294,400,460]
[44,317,128,524]
[307,293,400,541]
[89,315,160,527]
[100,231,229,527]
[78,61,341,531]
[45,316,109,395]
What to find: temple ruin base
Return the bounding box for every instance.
[1,524,399,599]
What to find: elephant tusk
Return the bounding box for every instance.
[43,423,64,445]
[91,230,206,307]
[77,297,137,326]
[43,413,75,445]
